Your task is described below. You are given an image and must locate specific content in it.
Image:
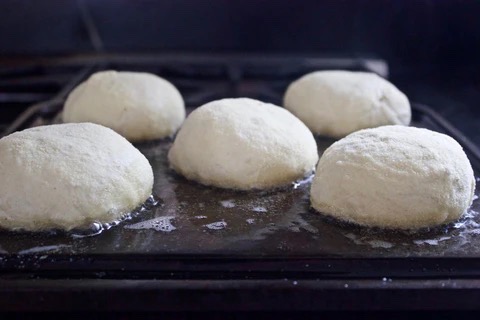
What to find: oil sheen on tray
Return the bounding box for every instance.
[0,115,478,258]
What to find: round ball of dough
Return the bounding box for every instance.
[284,70,411,138]
[63,70,185,142]
[310,125,475,229]
[168,98,319,190]
[0,123,154,231]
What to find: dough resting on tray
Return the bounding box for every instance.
[63,70,185,142]
[0,123,153,231]
[168,98,319,190]
[283,70,411,138]
[310,125,476,229]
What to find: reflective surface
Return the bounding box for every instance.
[0,112,479,258]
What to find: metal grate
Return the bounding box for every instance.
[0,54,390,137]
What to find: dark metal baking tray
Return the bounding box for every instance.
[1,55,480,311]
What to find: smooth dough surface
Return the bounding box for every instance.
[0,123,154,231]
[284,70,411,138]
[168,98,319,190]
[310,125,475,229]
[63,70,185,141]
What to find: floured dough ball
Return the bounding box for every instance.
[0,123,154,231]
[311,126,475,229]
[284,70,411,138]
[168,98,319,190]
[63,70,185,141]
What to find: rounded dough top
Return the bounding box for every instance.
[168,98,319,190]
[284,70,411,138]
[0,123,154,231]
[63,70,185,141]
[310,125,475,229]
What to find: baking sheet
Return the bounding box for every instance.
[1,56,479,260]
[0,108,479,258]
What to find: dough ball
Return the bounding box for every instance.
[310,125,475,229]
[284,70,411,138]
[63,70,185,141]
[0,123,154,231]
[168,98,319,190]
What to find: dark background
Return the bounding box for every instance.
[1,0,479,73]
[0,0,480,144]
[0,0,479,141]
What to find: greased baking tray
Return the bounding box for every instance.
[0,55,480,274]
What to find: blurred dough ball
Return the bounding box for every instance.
[311,125,475,229]
[63,70,185,141]
[284,70,411,138]
[168,98,318,190]
[0,123,154,231]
